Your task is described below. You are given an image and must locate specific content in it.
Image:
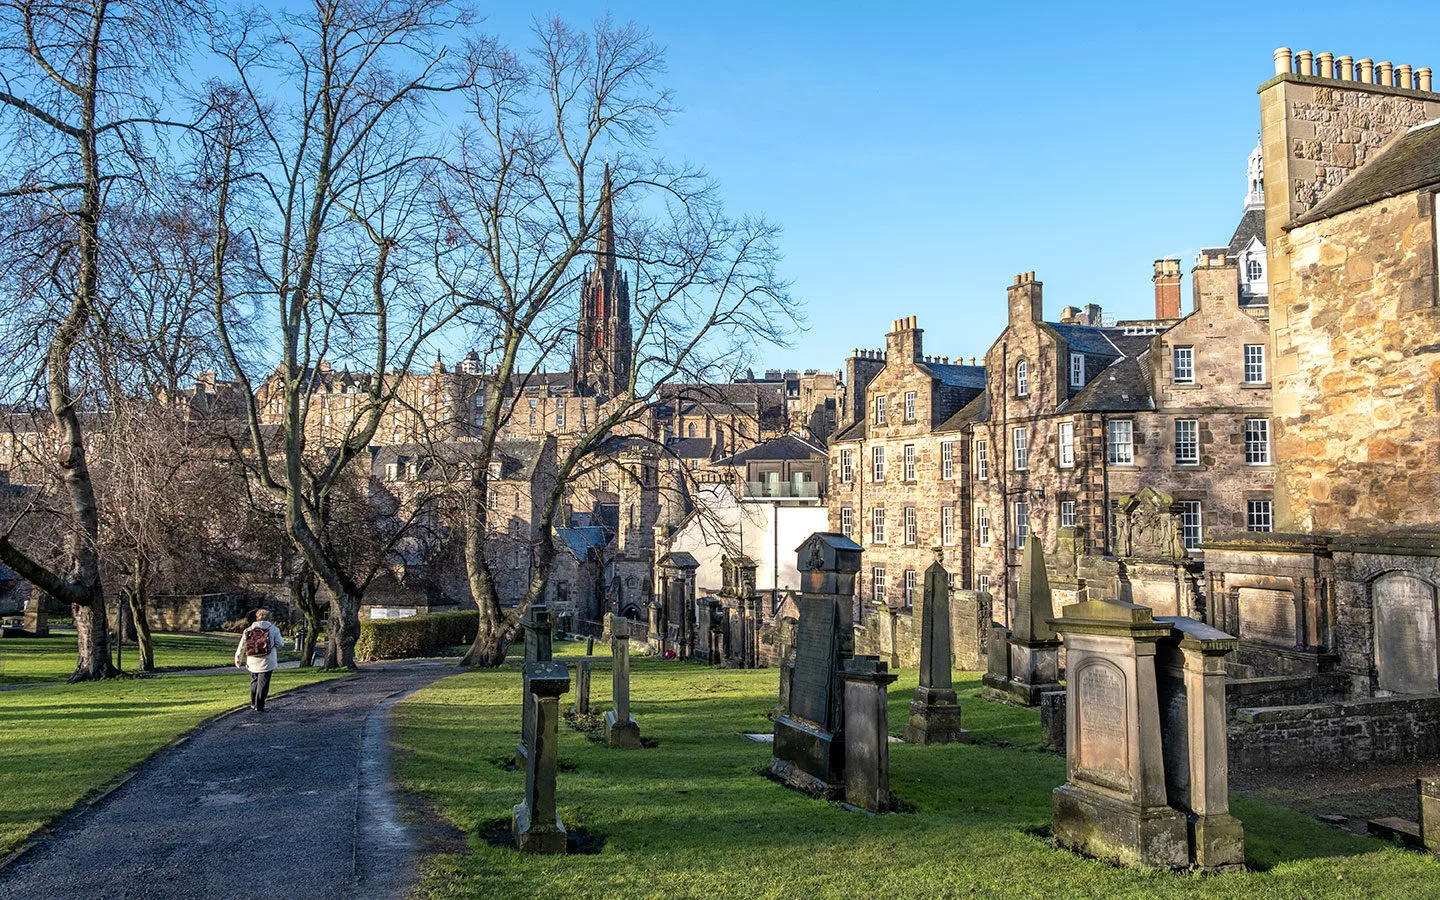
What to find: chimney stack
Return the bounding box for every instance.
[1153,259,1182,319]
[885,315,923,364]
[1006,271,1043,324]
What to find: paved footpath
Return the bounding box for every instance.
[0,659,456,900]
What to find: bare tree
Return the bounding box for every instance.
[0,0,200,680]
[440,18,795,666]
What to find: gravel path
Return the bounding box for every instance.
[0,659,457,900]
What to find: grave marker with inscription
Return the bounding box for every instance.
[517,603,554,763]
[604,614,642,748]
[904,552,970,744]
[512,660,570,854]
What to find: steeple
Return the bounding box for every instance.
[572,164,633,400]
[598,163,616,274]
[1244,135,1264,211]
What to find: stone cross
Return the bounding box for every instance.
[903,553,970,744]
[512,660,570,854]
[518,604,554,762]
[840,655,899,813]
[604,614,642,748]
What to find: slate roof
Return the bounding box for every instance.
[829,418,866,444]
[659,551,700,569]
[712,433,827,465]
[916,362,987,389]
[1225,208,1266,257]
[370,438,546,480]
[665,437,717,460]
[935,391,989,434]
[1057,351,1155,413]
[556,525,608,560]
[1046,323,1123,357]
[1291,119,1440,227]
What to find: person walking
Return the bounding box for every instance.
[235,609,284,711]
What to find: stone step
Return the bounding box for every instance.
[1367,816,1423,849]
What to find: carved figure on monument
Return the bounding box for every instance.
[1114,488,1187,563]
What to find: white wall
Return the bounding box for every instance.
[666,485,829,595]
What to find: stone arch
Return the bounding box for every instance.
[1371,571,1439,695]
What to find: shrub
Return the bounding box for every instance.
[356,611,479,662]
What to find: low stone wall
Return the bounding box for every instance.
[148,592,286,632]
[1224,674,1349,717]
[1230,695,1440,769]
[853,590,991,671]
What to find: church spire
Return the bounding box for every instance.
[1244,134,1264,211]
[598,163,616,274]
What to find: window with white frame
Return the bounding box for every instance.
[903,444,916,480]
[1016,360,1029,396]
[872,446,886,481]
[840,449,854,483]
[1247,499,1273,532]
[977,574,991,594]
[529,398,538,427]
[1108,419,1134,465]
[904,506,917,545]
[903,569,917,607]
[1179,500,1202,550]
[1244,344,1266,384]
[942,506,955,545]
[840,507,853,538]
[1173,346,1195,384]
[1246,258,1263,282]
[941,441,954,479]
[974,439,989,480]
[1058,421,1074,468]
[1061,500,1076,528]
[1245,418,1270,465]
[872,507,887,543]
[1175,418,1199,465]
[872,566,887,604]
[976,507,991,546]
[904,391,917,422]
[1012,427,1028,470]
[1014,501,1029,548]
[874,395,888,425]
[1070,353,1085,388]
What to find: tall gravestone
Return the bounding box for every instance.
[984,536,1062,706]
[770,533,862,798]
[22,588,49,637]
[904,552,970,744]
[604,614,642,748]
[512,660,570,854]
[573,659,592,715]
[841,655,898,812]
[517,604,554,762]
[1051,599,1189,870]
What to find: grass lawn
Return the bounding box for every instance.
[0,632,297,685]
[393,660,1439,900]
[0,668,342,856]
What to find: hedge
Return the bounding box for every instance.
[355,610,478,662]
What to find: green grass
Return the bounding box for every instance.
[393,663,1440,900]
[0,668,342,855]
[0,632,297,684]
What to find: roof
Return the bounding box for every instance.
[556,526,608,560]
[829,418,865,444]
[659,551,700,569]
[370,438,547,481]
[1291,119,1440,228]
[1057,352,1155,413]
[712,433,827,465]
[1225,208,1266,257]
[665,437,716,460]
[1046,323,1123,357]
[915,362,986,389]
[935,390,989,434]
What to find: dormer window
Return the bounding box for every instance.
[1015,361,1029,397]
[1069,353,1084,389]
[1246,257,1263,283]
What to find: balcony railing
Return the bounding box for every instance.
[743,481,820,500]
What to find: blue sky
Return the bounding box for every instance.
[460,3,1435,371]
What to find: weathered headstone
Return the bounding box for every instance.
[512,660,570,854]
[1051,599,1189,870]
[1039,690,1066,754]
[573,659,592,715]
[1420,777,1440,856]
[604,614,642,748]
[770,533,862,798]
[983,537,1061,706]
[1155,616,1245,872]
[517,604,554,762]
[904,553,970,745]
[22,588,49,637]
[841,655,899,812]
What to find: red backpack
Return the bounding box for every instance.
[244,625,273,657]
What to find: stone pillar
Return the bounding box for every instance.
[604,614,642,748]
[22,588,49,637]
[1039,690,1066,754]
[840,655,898,813]
[517,603,554,762]
[1419,777,1440,856]
[512,660,570,854]
[573,660,591,715]
[904,555,970,744]
[984,537,1060,706]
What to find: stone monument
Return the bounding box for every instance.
[604,613,642,748]
[1051,598,1189,870]
[22,588,49,637]
[512,660,570,853]
[770,532,862,798]
[517,603,554,762]
[903,551,970,744]
[841,654,899,812]
[573,659,591,715]
[983,536,1062,706]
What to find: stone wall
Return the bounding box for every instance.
[854,588,990,671]
[148,592,282,632]
[1230,694,1440,769]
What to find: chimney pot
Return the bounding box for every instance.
[1274,47,1293,76]
[1420,68,1433,92]
[1378,61,1393,86]
[1296,49,1314,75]
[1397,64,1413,89]
[1359,58,1374,83]
[1338,55,1354,80]
[1317,52,1334,79]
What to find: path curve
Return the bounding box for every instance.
[0,659,456,900]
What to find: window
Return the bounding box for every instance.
[510,519,523,539]
[872,566,887,604]
[1173,346,1194,384]
[840,449,854,483]
[1179,500,1202,550]
[904,391,917,422]
[1058,421,1074,468]
[556,405,565,429]
[488,490,498,511]
[977,574,991,594]
[941,441,954,479]
[529,398,538,428]
[1246,258,1263,282]
[904,506,917,545]
[941,506,955,545]
[1013,501,1029,548]
[874,396,888,425]
[1016,361,1029,396]
[1012,427,1028,470]
[974,439,989,480]
[840,507,853,538]
[976,507,991,547]
[903,444,916,480]
[1247,499,1273,532]
[1175,419,1199,465]
[1244,344,1266,384]
[872,507,887,544]
[1060,500,1076,528]
[688,423,696,438]
[872,446,886,481]
[1245,418,1270,465]
[1070,353,1085,388]
[1108,419,1134,465]
[903,570,917,607]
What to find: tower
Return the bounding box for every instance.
[573,166,634,399]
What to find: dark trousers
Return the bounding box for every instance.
[250,670,273,710]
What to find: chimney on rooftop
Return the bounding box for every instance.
[885,315,923,364]
[1153,259,1182,319]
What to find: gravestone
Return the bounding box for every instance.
[904,553,970,745]
[1373,573,1440,695]
[512,660,570,854]
[841,655,898,812]
[1154,616,1244,872]
[1051,599,1189,870]
[517,604,554,762]
[22,588,49,637]
[573,659,591,715]
[983,537,1061,706]
[604,614,642,748]
[1421,777,1440,856]
[770,532,862,798]
[1039,691,1066,754]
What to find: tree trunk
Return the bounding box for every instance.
[127,557,155,672]
[70,590,117,682]
[460,544,507,667]
[290,568,322,668]
[322,588,361,670]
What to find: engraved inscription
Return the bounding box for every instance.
[789,598,837,727]
[1238,588,1296,648]
[1076,661,1130,791]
